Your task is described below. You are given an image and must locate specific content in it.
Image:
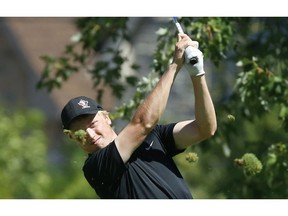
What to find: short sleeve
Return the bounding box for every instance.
[82,141,126,197]
[154,123,185,157]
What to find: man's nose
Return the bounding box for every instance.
[86,128,96,139]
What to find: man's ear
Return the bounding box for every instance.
[105,114,112,125]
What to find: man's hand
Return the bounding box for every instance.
[184,45,205,76]
[172,34,205,76]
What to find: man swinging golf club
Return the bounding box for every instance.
[61,31,217,199]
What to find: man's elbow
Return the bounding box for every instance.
[201,123,217,140]
[210,123,217,136]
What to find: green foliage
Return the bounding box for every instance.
[74,129,87,144]
[48,136,98,199]
[110,71,159,120]
[180,17,235,66]
[0,106,51,198]
[37,17,138,102]
[235,57,288,123]
[264,143,288,197]
[64,129,87,145]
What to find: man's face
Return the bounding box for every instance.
[69,112,115,153]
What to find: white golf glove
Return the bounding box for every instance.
[184,46,205,76]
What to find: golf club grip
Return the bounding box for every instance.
[173,17,198,65]
[173,17,184,34]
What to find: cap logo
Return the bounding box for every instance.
[78,99,90,109]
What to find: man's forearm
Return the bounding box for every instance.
[131,63,179,132]
[191,75,217,137]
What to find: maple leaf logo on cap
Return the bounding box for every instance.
[78,99,90,109]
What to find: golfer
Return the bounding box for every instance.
[61,33,217,199]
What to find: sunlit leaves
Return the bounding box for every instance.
[110,71,160,121]
[177,17,235,66]
[235,57,288,127]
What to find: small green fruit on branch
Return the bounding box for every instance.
[234,153,263,176]
[227,114,235,121]
[63,129,87,145]
[186,152,199,163]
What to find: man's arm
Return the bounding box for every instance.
[115,63,179,163]
[115,34,192,163]
[172,38,217,149]
[173,74,217,150]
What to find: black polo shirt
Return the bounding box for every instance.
[83,123,193,199]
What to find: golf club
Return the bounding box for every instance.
[172,17,198,65]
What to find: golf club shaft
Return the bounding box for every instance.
[173,17,184,34]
